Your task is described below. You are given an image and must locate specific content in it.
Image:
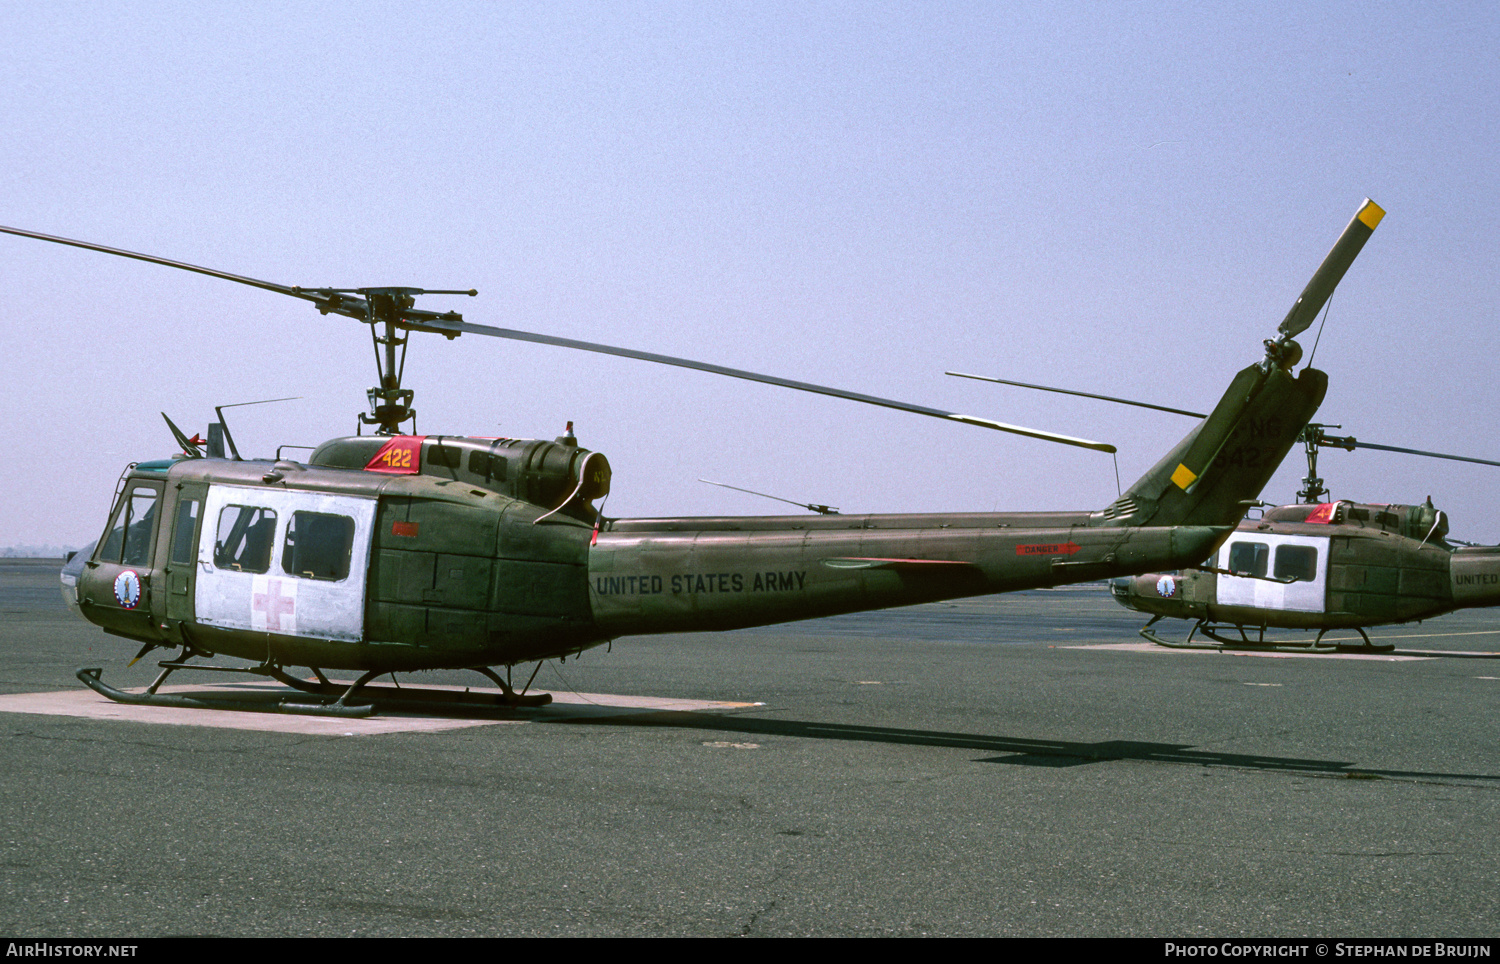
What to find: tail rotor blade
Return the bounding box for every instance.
[1276,198,1385,341]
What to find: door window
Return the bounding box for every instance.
[282,511,356,581]
[170,497,202,566]
[1274,545,1318,583]
[213,505,277,573]
[1227,541,1268,578]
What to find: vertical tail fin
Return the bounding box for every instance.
[1101,363,1327,528]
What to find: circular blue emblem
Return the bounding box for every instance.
[1156,575,1177,598]
[113,570,142,609]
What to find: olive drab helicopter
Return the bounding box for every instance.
[1,197,1378,716]
[1104,422,1500,652]
[950,225,1500,652]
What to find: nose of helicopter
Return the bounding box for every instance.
[59,540,94,616]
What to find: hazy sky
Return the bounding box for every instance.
[3,2,1498,549]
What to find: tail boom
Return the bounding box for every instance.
[589,517,1224,635]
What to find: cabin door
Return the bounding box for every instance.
[195,486,377,642]
[1216,533,1330,613]
[164,482,208,627]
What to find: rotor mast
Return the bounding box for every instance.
[361,288,419,435]
[293,285,479,435]
[1298,424,1333,503]
[1298,422,1500,504]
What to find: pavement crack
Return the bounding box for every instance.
[739,897,777,937]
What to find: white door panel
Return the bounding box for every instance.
[1216,533,1329,613]
[196,485,376,642]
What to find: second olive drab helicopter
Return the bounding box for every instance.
[953,201,1500,653]
[1,197,1374,716]
[1105,422,1500,653]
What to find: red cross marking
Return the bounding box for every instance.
[253,579,296,632]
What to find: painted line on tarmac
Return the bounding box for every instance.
[0,682,758,736]
[1064,642,1431,661]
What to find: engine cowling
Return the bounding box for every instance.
[310,434,611,520]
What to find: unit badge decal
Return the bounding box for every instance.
[113,570,142,609]
[1156,575,1177,598]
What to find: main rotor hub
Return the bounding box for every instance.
[344,286,474,435]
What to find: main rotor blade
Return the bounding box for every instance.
[0,223,317,303]
[410,318,1116,453]
[1318,435,1500,468]
[946,371,1207,419]
[0,225,473,331]
[1277,198,1385,340]
[2,223,1113,452]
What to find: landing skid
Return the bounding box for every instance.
[77,666,376,718]
[1139,616,1395,654]
[262,664,554,710]
[77,650,554,718]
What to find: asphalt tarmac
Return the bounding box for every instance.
[2,558,1497,937]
